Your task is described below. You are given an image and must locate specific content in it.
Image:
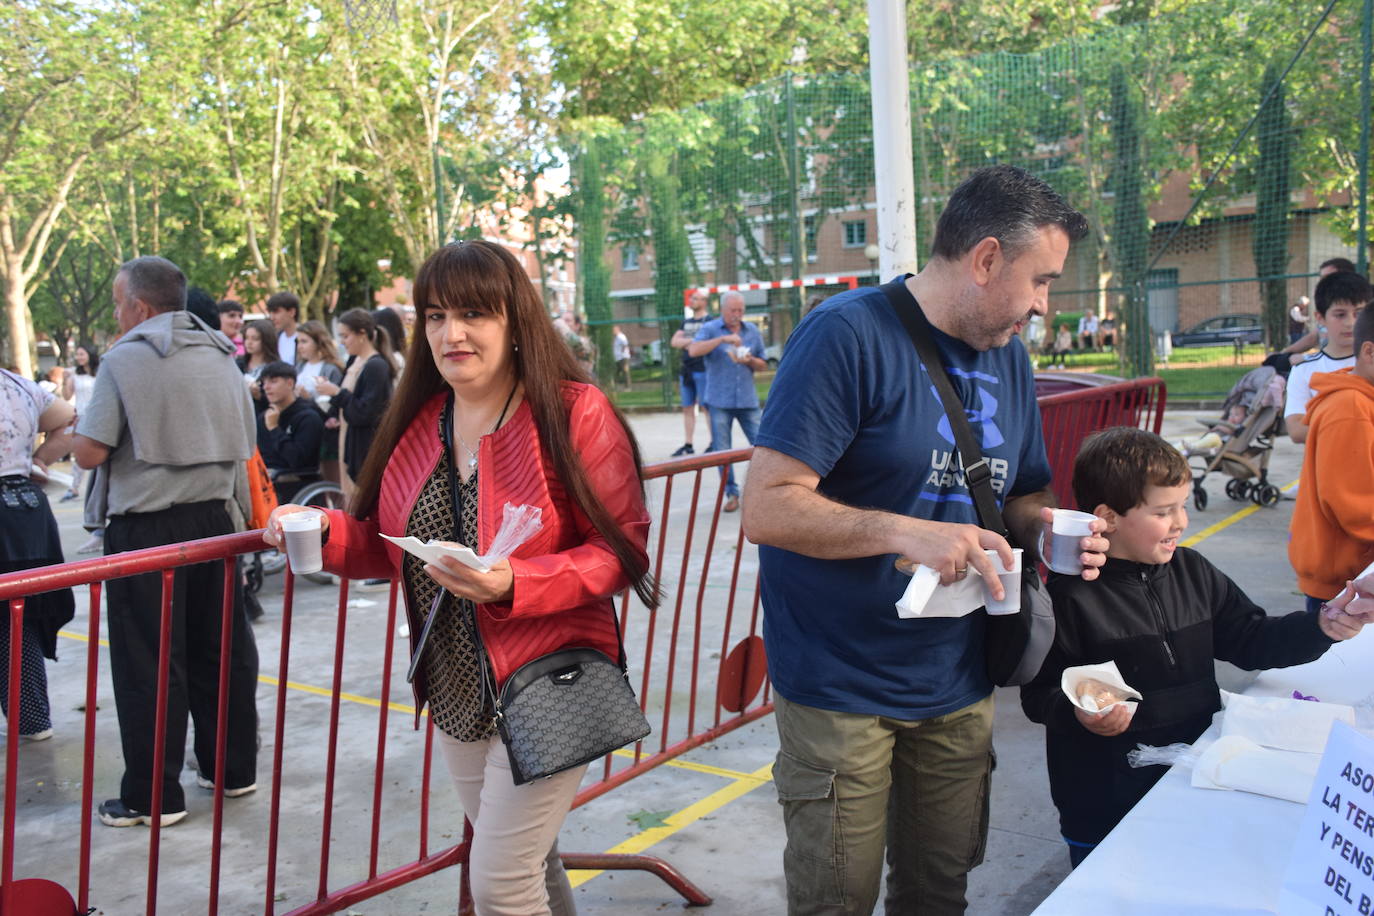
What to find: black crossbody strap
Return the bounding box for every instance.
[879,278,1008,538]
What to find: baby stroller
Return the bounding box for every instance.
[1181,362,1286,511]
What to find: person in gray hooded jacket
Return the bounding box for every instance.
[73,256,260,828]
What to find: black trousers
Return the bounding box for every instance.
[105,501,259,813]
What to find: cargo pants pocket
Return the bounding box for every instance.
[774,750,845,908]
[968,749,994,869]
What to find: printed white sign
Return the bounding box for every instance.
[1279,721,1374,915]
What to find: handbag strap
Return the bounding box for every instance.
[879,278,1009,538]
[439,393,632,692]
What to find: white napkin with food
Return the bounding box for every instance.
[1060,661,1142,714]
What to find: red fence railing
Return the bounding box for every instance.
[1038,377,1167,509]
[0,448,763,915]
[0,377,1165,914]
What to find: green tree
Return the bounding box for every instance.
[1252,62,1292,350]
[1108,63,1153,376]
[0,2,143,375]
[341,0,535,271]
[199,0,354,317]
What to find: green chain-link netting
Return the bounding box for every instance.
[567,0,1371,404]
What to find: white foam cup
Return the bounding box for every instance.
[983,548,1023,615]
[279,510,324,576]
[1048,509,1097,575]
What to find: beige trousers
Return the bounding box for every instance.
[438,732,585,916]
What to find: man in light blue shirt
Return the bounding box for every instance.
[689,291,766,511]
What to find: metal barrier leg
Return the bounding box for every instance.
[559,852,713,907]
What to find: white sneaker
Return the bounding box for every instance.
[195,774,257,797]
[0,728,53,742]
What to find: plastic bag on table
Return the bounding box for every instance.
[1127,742,1200,770]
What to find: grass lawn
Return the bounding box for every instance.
[613,347,1264,408]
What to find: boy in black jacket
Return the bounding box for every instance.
[1020,426,1369,867]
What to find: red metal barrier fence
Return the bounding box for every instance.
[1038,378,1167,509]
[0,377,1163,914]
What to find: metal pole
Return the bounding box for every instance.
[867,0,919,278]
[1358,0,1372,274]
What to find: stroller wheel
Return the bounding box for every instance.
[1225,479,1245,500]
[1260,484,1282,507]
[1193,487,1209,511]
[1250,485,1265,506]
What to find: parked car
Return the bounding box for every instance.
[1170,314,1263,348]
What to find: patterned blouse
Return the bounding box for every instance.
[0,370,53,478]
[403,434,496,742]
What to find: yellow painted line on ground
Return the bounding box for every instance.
[57,629,418,714]
[1180,478,1298,548]
[568,761,775,886]
[610,747,757,782]
[256,674,416,714]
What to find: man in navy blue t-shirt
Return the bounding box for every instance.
[742,165,1108,914]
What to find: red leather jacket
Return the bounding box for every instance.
[320,382,650,718]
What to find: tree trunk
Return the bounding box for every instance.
[4,271,33,377]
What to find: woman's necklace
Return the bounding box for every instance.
[453,384,518,470]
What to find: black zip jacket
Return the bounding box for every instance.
[1019,547,1334,844]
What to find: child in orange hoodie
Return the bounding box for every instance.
[1290,305,1374,611]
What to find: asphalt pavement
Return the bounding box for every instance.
[8,403,1311,915]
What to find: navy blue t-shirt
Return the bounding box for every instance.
[755,281,1052,719]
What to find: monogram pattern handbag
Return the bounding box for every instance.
[494,647,651,785]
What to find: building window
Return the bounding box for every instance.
[621,245,640,271]
[843,220,867,248]
[804,215,817,255]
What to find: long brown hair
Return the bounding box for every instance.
[296,320,343,368]
[337,308,395,378]
[242,319,280,367]
[351,241,658,608]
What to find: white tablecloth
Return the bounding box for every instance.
[1031,633,1374,915]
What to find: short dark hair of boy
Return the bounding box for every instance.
[265,291,300,317]
[217,298,244,316]
[930,164,1089,263]
[1356,306,1374,355]
[259,360,298,382]
[1320,257,1357,274]
[1073,426,1190,516]
[1314,271,1373,316]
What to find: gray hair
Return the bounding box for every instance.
[118,256,187,314]
[721,291,746,308]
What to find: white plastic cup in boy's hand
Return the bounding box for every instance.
[279,510,325,576]
[1048,509,1097,575]
[984,548,1022,615]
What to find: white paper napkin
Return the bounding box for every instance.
[379,534,491,572]
[1219,691,1355,754]
[1191,734,1321,804]
[895,565,989,618]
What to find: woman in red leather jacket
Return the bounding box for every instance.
[266,240,656,914]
